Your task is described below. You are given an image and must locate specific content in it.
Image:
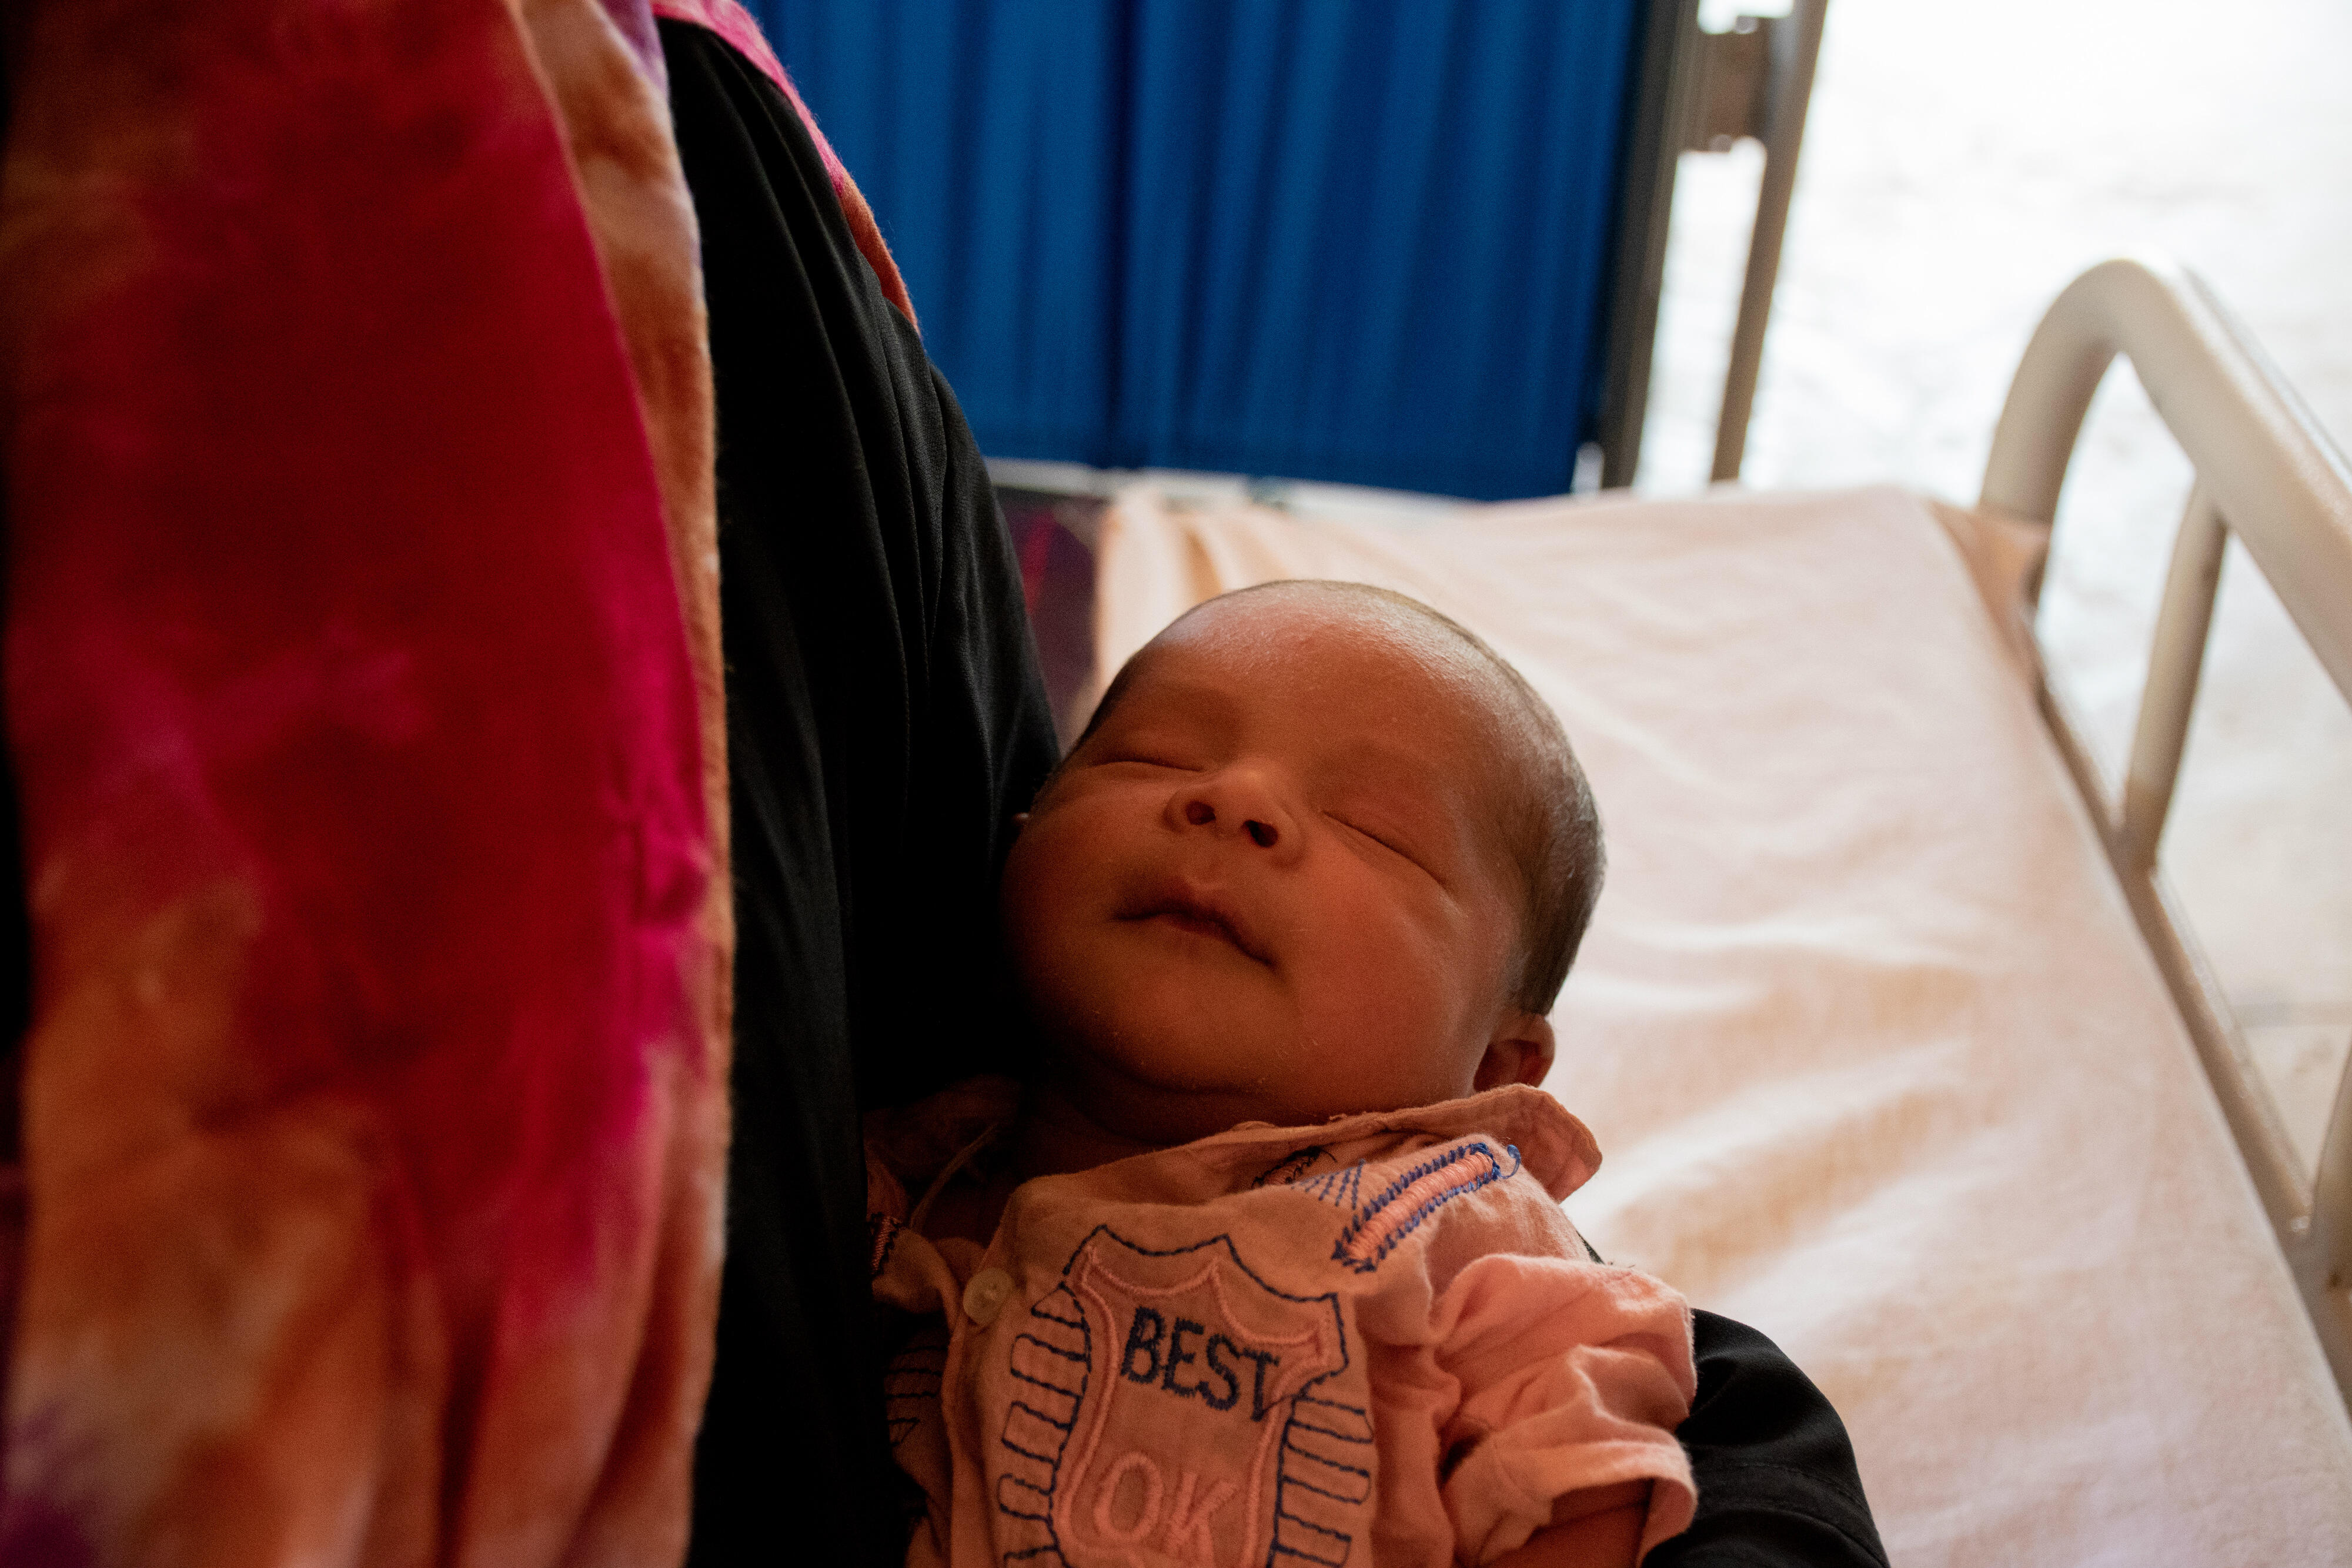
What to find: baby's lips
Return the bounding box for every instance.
[1117,876,1272,965]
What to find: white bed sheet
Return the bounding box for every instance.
[1085,482,2352,1567]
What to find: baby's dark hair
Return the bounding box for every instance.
[1073,580,1605,1015]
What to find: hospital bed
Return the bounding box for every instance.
[991,258,2352,1564]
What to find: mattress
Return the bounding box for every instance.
[1083,482,2352,1566]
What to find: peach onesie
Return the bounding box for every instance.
[867,1083,1698,1568]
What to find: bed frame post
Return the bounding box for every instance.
[1709,0,1828,484]
[2115,483,2224,874]
[1596,1,1700,492]
[2314,1064,2352,1336]
[1981,257,2352,1400]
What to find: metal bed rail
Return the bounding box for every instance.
[1606,0,1831,490]
[1981,256,2352,1398]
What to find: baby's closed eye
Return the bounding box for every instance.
[1105,753,1201,770]
[1328,811,1435,875]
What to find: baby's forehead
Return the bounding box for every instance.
[1157,587,1514,716]
[1161,584,1461,673]
[1131,586,1538,794]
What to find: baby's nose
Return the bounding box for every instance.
[1183,797,1281,848]
[1172,765,1299,855]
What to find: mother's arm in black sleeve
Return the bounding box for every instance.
[659,19,1887,1567]
[662,19,1057,1565]
[1656,1312,1889,1568]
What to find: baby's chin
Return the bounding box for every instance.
[1023,980,1481,1141]
[1041,1035,1313,1146]
[1044,1036,1460,1150]
[1070,1069,1277,1145]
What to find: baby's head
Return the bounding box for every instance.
[1001,580,1602,1146]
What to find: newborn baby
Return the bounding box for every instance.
[866,581,1696,1568]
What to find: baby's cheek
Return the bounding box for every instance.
[1305,921,1450,1040]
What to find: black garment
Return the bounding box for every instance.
[1656,1313,1888,1568]
[663,20,1886,1568]
[663,20,1058,1566]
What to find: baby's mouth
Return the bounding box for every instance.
[1121,887,1269,965]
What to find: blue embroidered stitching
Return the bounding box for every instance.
[1329,1140,1522,1274]
[1251,1145,1332,1189]
[1297,1160,1365,1209]
[868,1212,906,1279]
[883,1338,947,1451]
[993,1283,1092,1557]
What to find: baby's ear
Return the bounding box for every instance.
[1012,811,1030,830]
[1472,1010,1556,1093]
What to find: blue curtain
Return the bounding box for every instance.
[755,1,1642,501]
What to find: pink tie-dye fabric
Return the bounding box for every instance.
[0,0,727,1562]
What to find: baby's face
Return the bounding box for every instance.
[1001,590,1546,1145]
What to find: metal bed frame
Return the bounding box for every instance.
[1980,256,2352,1398]
[1599,0,1829,490]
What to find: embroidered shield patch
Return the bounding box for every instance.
[988,1226,1372,1568]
